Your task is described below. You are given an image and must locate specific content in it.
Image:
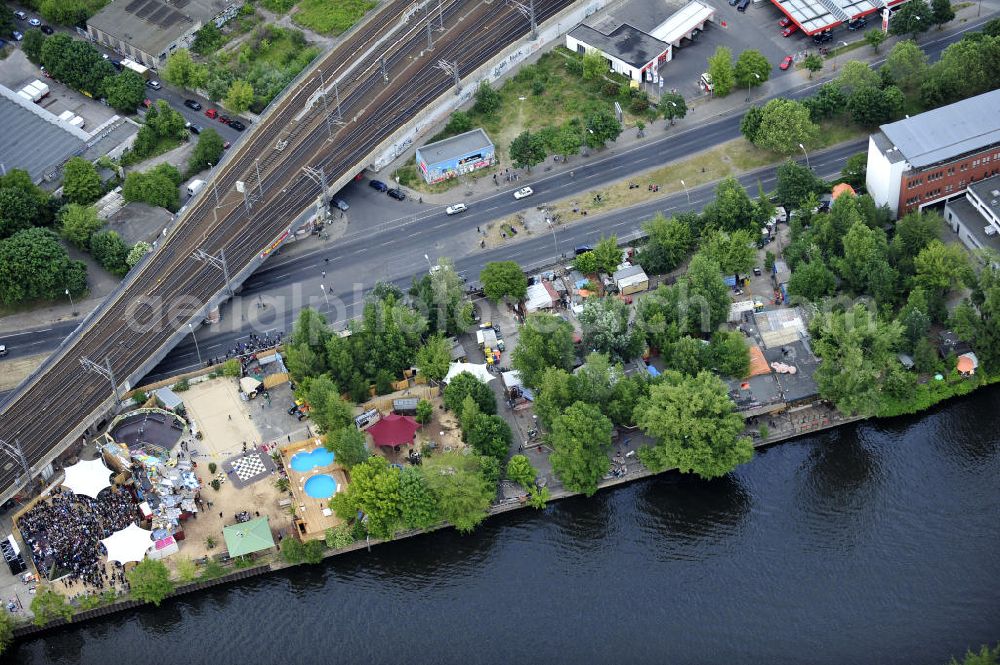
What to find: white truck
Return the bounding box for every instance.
[187,179,207,197]
[20,82,44,102]
[120,58,150,80]
[29,79,49,99]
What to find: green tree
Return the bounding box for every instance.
[837,221,898,303]
[751,98,819,154]
[225,79,255,113]
[22,28,46,64]
[913,239,973,296]
[636,370,752,477]
[472,81,503,116]
[803,83,847,121]
[811,304,903,415]
[707,46,735,96]
[898,288,932,351]
[443,372,497,414]
[415,334,451,382]
[884,40,929,93]
[701,229,756,276]
[466,413,512,462]
[163,49,204,89]
[329,456,403,539]
[890,0,932,37]
[509,130,547,171]
[803,53,823,79]
[847,85,905,127]
[301,539,327,564]
[668,335,707,376]
[582,49,607,80]
[864,28,888,54]
[415,399,433,424]
[286,307,331,380]
[734,49,771,88]
[103,71,146,112]
[127,559,174,606]
[31,586,74,625]
[836,60,882,96]
[90,230,130,277]
[708,330,751,378]
[191,22,225,56]
[891,210,942,275]
[512,313,576,388]
[584,109,623,149]
[305,375,354,434]
[0,187,40,239]
[399,467,440,529]
[480,260,528,303]
[421,451,494,532]
[788,259,836,302]
[573,250,601,275]
[550,122,584,158]
[188,128,225,175]
[682,253,731,333]
[325,523,355,549]
[636,213,693,274]
[948,643,1000,665]
[59,203,103,250]
[591,235,624,275]
[0,228,87,304]
[505,454,537,488]
[841,151,868,189]
[549,401,613,496]
[410,258,472,335]
[659,91,687,126]
[533,367,575,429]
[280,538,306,563]
[324,426,370,469]
[740,105,764,144]
[702,177,756,232]
[122,164,181,212]
[579,296,643,362]
[62,157,102,205]
[776,159,824,207]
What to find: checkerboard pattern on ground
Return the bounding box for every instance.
[231,453,268,482]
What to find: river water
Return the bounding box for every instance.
[13,387,1000,665]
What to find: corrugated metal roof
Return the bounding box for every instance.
[416,128,494,166]
[0,94,85,183]
[880,89,1000,169]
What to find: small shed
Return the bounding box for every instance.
[613,265,649,295]
[154,387,184,412]
[898,353,915,370]
[393,398,419,415]
[772,259,792,286]
[449,337,467,362]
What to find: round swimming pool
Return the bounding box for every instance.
[290,448,335,472]
[303,474,338,499]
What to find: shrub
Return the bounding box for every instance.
[208,462,218,474]
[210,479,221,491]
[173,378,190,392]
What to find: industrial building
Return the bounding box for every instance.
[865,89,1000,219]
[943,174,1000,264]
[565,0,715,83]
[415,128,495,184]
[0,84,86,183]
[87,0,244,70]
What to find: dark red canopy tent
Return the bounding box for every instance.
[367,414,420,448]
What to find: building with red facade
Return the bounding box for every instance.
[865,89,1000,219]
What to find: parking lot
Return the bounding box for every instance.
[0,50,118,131]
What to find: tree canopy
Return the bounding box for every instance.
[480,261,528,303]
[329,455,403,539]
[509,130,547,171]
[62,157,103,205]
[0,228,87,305]
[127,559,174,606]
[323,426,370,469]
[443,372,497,415]
[707,46,735,96]
[636,213,694,275]
[59,203,103,250]
[512,313,576,388]
[421,452,494,533]
[734,49,771,89]
[549,401,613,496]
[415,334,452,382]
[103,70,146,112]
[188,129,226,175]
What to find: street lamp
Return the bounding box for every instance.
[424,253,433,272]
[65,288,77,316]
[320,284,330,307]
[680,179,691,205]
[746,72,760,103]
[545,216,559,257]
[799,143,811,169]
[188,323,202,365]
[665,100,678,127]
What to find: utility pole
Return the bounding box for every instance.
[506,0,537,39]
[437,59,461,94]
[302,165,330,210]
[437,0,444,30]
[80,356,122,409]
[192,247,233,297]
[426,19,434,50]
[0,439,31,490]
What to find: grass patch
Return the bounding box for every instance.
[814,118,867,148]
[120,135,186,168]
[260,0,296,13]
[875,370,1000,417]
[293,0,377,34]
[825,39,868,61]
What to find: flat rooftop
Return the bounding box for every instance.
[417,128,494,165]
[0,92,86,184]
[587,0,691,35]
[88,0,228,57]
[967,174,1000,221]
[763,340,820,404]
[878,88,1000,170]
[569,23,669,69]
[947,197,1000,255]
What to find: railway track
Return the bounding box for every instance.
[0,0,575,503]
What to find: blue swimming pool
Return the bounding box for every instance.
[289,448,335,472]
[303,474,338,499]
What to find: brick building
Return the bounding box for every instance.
[865,89,1000,219]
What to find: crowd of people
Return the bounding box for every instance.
[17,486,138,590]
[216,330,285,370]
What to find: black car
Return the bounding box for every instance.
[737,0,750,12]
[184,99,202,111]
[812,31,832,43]
[575,245,593,255]
[229,120,245,131]
[40,25,54,34]
[387,188,406,201]
[847,16,868,30]
[369,179,388,192]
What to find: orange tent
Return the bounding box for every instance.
[957,354,977,375]
[831,183,856,200]
[748,345,770,377]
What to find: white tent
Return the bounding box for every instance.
[61,458,112,499]
[445,362,495,383]
[239,376,262,394]
[101,523,153,564]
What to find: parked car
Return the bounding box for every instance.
[331,197,349,211]
[445,203,467,215]
[11,31,23,41]
[217,115,232,125]
[111,59,122,70]
[184,99,202,110]
[146,79,162,90]
[728,0,740,6]
[737,0,750,13]
[387,187,406,201]
[779,55,793,70]
[812,30,832,43]
[222,141,231,149]
[778,16,792,27]
[13,11,26,20]
[229,120,245,131]
[28,18,41,26]
[782,24,799,37]
[369,179,388,192]
[575,245,593,255]
[513,186,533,199]
[0,344,7,357]
[40,25,53,34]
[847,16,868,30]
[186,123,202,134]
[205,108,218,119]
